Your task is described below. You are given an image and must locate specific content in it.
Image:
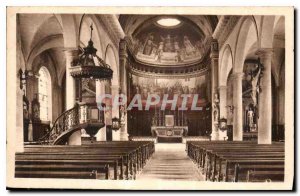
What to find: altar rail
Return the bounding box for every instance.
[129,136,157,143]
[182,136,211,143]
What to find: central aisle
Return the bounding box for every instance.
[137,143,204,181]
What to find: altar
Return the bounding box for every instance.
[151,114,188,143]
[151,126,188,143]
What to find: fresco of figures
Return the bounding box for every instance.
[130,75,207,103]
[133,33,205,64]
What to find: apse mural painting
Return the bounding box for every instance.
[133,33,205,64]
[130,74,208,108]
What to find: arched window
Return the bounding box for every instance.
[38,66,52,121]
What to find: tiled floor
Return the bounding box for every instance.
[137,143,204,181]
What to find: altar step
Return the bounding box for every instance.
[157,137,182,143]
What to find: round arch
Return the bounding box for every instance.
[219,44,234,86]
[31,51,60,122]
[259,16,276,48]
[78,14,104,58]
[27,34,64,70]
[104,44,119,86]
[59,14,78,48]
[32,51,59,86]
[233,16,259,73]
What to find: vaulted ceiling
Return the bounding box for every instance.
[119,15,218,38]
[119,15,218,67]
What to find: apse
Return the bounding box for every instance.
[131,16,207,65]
[119,15,213,138]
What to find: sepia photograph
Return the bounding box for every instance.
[6,6,294,190]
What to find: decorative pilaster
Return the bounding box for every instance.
[210,39,220,140]
[232,72,244,141]
[256,48,273,144]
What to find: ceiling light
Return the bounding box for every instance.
[156,18,181,27]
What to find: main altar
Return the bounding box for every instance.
[151,113,188,143]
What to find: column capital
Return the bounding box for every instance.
[255,48,273,58]
[218,85,227,91]
[232,72,244,80]
[64,48,79,58]
[210,53,219,59]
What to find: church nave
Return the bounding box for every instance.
[137,144,203,181]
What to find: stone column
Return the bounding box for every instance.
[119,39,129,141]
[64,49,81,145]
[26,75,38,142]
[256,49,273,144]
[232,72,244,141]
[64,49,78,110]
[96,81,106,141]
[16,83,24,152]
[105,81,113,141]
[210,39,219,140]
[219,85,227,119]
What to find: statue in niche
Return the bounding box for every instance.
[213,93,219,123]
[143,34,156,55]
[183,35,196,56]
[247,104,257,132]
[31,97,40,121]
[160,34,174,52]
[119,104,126,126]
[250,64,262,107]
[247,107,254,128]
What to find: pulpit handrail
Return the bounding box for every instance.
[38,104,79,144]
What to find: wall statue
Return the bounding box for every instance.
[251,64,262,107]
[213,93,219,123]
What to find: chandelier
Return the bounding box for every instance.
[70,24,113,81]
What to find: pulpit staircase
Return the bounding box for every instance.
[37,103,105,145]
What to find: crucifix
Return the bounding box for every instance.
[90,24,93,40]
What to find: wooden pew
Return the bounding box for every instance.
[15,164,108,179]
[16,141,155,180]
[21,148,135,179]
[23,145,150,178]
[15,154,122,180]
[186,141,285,182]
[247,170,284,182]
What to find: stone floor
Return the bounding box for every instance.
[137,143,204,181]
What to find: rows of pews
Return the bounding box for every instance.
[186,141,284,182]
[15,141,155,180]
